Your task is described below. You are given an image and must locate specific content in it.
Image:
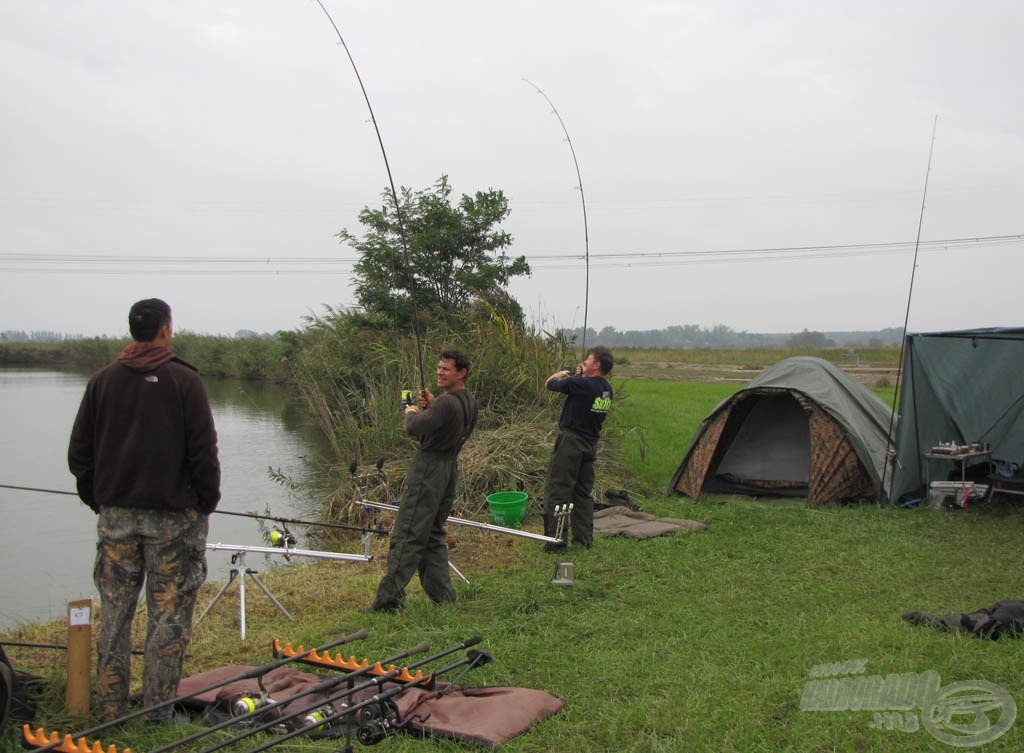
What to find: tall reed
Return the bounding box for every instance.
[288,305,602,523]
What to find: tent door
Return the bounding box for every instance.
[715,394,810,484]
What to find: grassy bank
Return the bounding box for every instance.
[4,377,1020,753]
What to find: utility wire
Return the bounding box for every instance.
[1,234,1020,274]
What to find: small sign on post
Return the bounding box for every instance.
[66,599,92,720]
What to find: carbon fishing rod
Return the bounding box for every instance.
[215,508,387,537]
[0,483,385,535]
[237,639,490,753]
[523,78,591,360]
[133,640,432,753]
[22,630,369,753]
[188,636,484,753]
[314,0,426,392]
[1,641,145,657]
[880,115,938,502]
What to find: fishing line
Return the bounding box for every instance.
[0,483,382,533]
[881,115,938,502]
[523,78,591,361]
[313,0,426,391]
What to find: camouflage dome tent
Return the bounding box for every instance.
[668,357,893,507]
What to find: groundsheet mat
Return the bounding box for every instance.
[593,505,708,539]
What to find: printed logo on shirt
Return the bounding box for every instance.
[145,376,159,383]
[591,392,612,413]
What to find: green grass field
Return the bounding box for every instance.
[4,377,1021,753]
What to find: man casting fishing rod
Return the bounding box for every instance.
[367,349,478,612]
[542,345,613,552]
[67,298,221,723]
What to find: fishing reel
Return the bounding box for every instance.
[354,699,401,746]
[268,526,296,548]
[399,389,415,409]
[230,693,283,724]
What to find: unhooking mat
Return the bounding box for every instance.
[593,506,708,539]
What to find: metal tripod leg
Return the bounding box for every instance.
[448,560,470,584]
[196,550,294,641]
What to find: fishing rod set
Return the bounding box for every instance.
[23,633,491,753]
[0,483,386,543]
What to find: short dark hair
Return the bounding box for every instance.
[128,298,172,342]
[440,348,470,374]
[589,345,614,375]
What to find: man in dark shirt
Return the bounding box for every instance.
[367,349,478,612]
[68,298,220,722]
[542,345,614,551]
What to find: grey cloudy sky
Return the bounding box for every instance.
[2,1,1022,338]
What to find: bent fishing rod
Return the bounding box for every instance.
[0,483,385,535]
[23,629,369,753]
[314,0,426,392]
[524,78,591,361]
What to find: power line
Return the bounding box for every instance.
[0,234,1020,274]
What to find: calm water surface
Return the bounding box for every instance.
[0,368,333,629]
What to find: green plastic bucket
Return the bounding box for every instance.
[485,491,528,527]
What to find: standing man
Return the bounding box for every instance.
[368,349,478,613]
[542,345,614,551]
[68,299,220,723]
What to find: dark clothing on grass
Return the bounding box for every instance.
[371,389,477,611]
[902,600,1024,639]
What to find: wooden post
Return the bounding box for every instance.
[66,599,92,719]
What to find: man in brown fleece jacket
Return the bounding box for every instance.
[68,298,220,722]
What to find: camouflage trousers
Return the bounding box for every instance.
[94,506,208,722]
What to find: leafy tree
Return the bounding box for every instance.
[338,175,530,330]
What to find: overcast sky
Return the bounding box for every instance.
[2,1,1022,338]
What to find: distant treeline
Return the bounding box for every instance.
[563,325,904,349]
[0,331,296,381]
[0,324,905,377]
[0,328,268,343]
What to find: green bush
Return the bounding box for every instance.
[288,305,614,521]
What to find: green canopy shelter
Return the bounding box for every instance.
[888,327,1024,503]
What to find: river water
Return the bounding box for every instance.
[0,367,334,629]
